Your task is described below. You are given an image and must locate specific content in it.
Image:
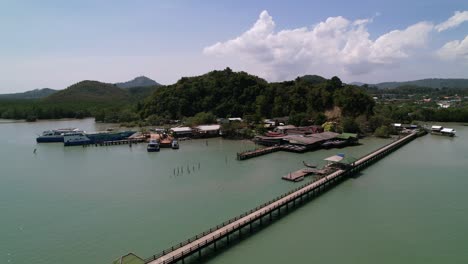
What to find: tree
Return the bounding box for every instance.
[342,117,360,133]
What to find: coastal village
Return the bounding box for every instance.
[36,115,457,186]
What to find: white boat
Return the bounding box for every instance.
[171,139,179,149]
[431,125,456,137]
[36,128,81,143]
[147,140,160,152]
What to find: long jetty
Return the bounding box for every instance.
[120,131,423,264]
[237,144,307,160]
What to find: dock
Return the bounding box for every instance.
[82,138,146,147]
[282,168,313,182]
[236,144,308,160]
[117,131,422,264]
[236,146,280,160]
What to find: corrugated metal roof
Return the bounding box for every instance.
[171,127,192,132]
[197,124,221,131]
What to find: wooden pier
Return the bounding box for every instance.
[236,144,307,160]
[82,138,146,147]
[236,146,280,160]
[118,131,421,264]
[282,169,313,182]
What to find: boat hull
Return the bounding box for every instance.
[147,147,160,152]
[36,136,63,143]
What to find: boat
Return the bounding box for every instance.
[171,139,179,149]
[302,161,316,168]
[431,125,456,137]
[147,140,160,152]
[63,130,136,146]
[36,128,81,143]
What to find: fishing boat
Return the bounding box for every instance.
[431,125,456,137]
[147,140,160,152]
[171,139,179,149]
[36,128,81,143]
[63,130,136,146]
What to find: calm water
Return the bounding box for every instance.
[0,119,467,264]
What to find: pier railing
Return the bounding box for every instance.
[144,179,317,262]
[141,131,420,263]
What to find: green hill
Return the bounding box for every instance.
[142,68,374,122]
[0,88,57,100]
[115,76,160,89]
[44,81,129,103]
[297,75,328,85]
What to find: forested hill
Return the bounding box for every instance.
[115,76,161,89]
[0,88,57,99]
[45,81,129,103]
[44,80,159,103]
[142,68,374,120]
[370,78,468,89]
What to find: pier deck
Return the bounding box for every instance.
[282,169,313,182]
[122,131,420,264]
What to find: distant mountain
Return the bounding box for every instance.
[43,80,160,103]
[350,82,366,86]
[44,81,129,103]
[115,76,160,89]
[0,88,57,100]
[362,78,468,89]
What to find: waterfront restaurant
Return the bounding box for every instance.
[170,127,193,137]
[196,124,221,137]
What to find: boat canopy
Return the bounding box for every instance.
[338,156,358,165]
[324,155,344,162]
[431,125,443,130]
[441,128,455,133]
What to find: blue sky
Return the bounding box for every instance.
[0,0,467,92]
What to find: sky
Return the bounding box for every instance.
[0,0,467,93]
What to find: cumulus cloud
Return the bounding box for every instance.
[203,11,433,80]
[435,11,468,32]
[437,35,468,61]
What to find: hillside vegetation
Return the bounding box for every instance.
[115,76,161,89]
[142,68,374,126]
[0,80,159,121]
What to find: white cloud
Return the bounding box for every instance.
[203,11,433,80]
[435,11,468,32]
[437,35,468,61]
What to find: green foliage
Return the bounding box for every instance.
[141,69,373,121]
[322,121,336,132]
[221,122,253,139]
[334,85,375,117]
[0,80,158,122]
[341,117,360,133]
[374,125,392,138]
[184,112,217,126]
[289,112,310,126]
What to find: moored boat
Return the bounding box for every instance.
[147,140,160,152]
[63,130,136,146]
[36,128,81,143]
[171,139,179,149]
[431,125,456,137]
